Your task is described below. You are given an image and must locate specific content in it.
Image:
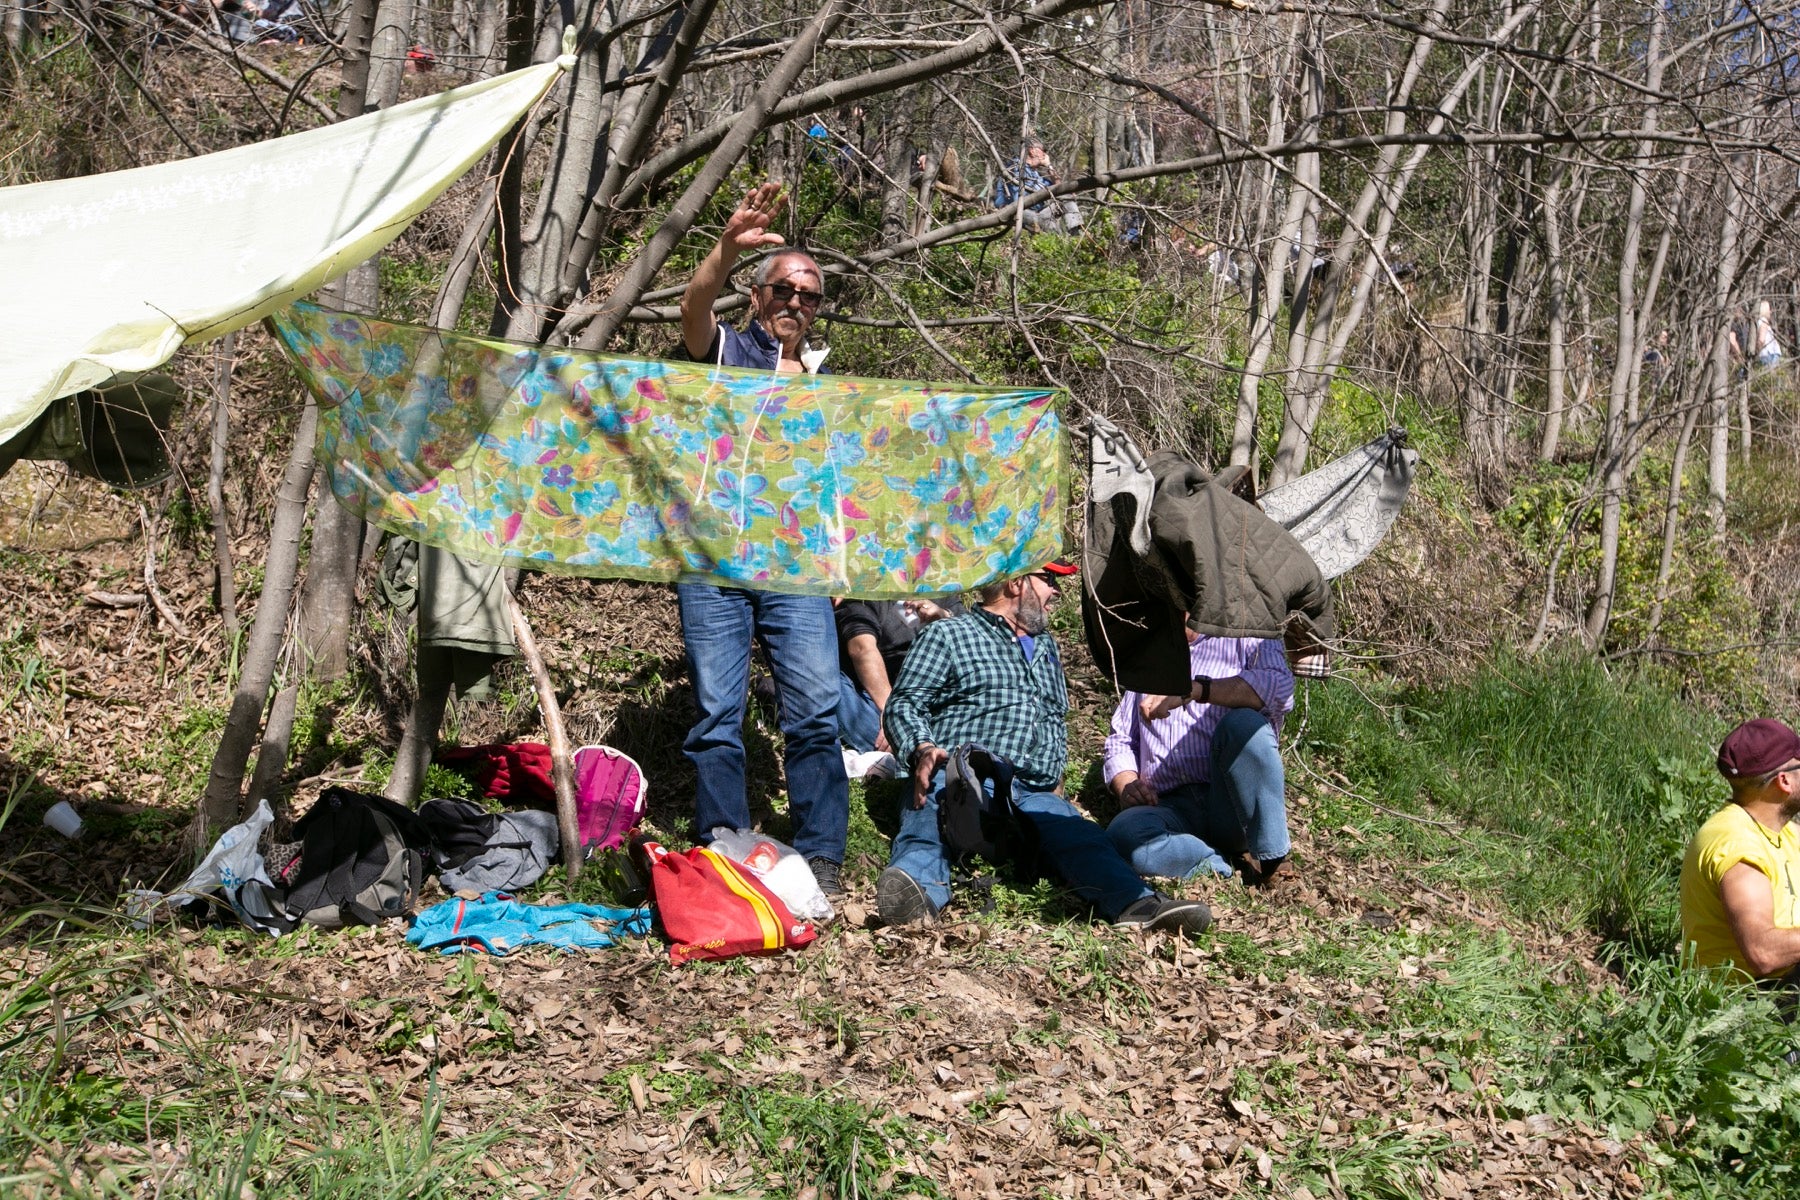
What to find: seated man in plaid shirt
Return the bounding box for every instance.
[876,561,1213,934]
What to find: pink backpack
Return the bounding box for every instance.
[572,744,647,852]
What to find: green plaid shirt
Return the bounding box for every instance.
[883,607,1069,792]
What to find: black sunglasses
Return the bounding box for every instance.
[762,282,825,308]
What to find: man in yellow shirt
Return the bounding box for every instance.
[1679,718,1800,980]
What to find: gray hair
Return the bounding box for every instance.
[753,250,823,287]
[977,579,1010,605]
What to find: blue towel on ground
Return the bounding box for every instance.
[406,892,652,955]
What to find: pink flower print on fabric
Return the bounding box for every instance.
[274,301,1066,598]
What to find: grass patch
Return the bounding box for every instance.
[607,1063,939,1198]
[0,910,525,1198]
[1510,956,1800,1193]
[1295,651,1726,952]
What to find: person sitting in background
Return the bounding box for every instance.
[1752,300,1784,368]
[991,139,1083,234]
[876,561,1211,935]
[834,596,963,755]
[1680,719,1800,984]
[1103,631,1294,887]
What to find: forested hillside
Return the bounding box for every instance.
[5,0,1800,1195]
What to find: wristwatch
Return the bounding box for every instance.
[1192,676,1213,704]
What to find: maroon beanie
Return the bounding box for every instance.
[1716,718,1800,779]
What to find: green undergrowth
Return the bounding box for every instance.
[10,652,1799,1197]
[1288,652,1800,1197]
[1295,651,1726,953]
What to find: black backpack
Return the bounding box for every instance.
[936,744,1037,871]
[417,797,504,873]
[279,788,429,928]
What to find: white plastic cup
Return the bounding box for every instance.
[43,800,83,839]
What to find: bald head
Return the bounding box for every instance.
[754,250,822,286]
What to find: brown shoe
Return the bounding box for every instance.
[1238,853,1293,889]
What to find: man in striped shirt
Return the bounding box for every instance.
[877,562,1213,935]
[1104,633,1295,886]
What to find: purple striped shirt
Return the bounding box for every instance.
[1102,637,1294,790]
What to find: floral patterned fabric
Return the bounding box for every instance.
[272,302,1067,598]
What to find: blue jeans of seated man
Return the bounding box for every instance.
[888,768,1153,919]
[677,583,848,862]
[1106,707,1290,880]
[836,673,881,752]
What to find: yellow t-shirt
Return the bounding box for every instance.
[1679,803,1800,976]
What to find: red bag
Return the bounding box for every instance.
[642,840,816,965]
[437,743,557,806]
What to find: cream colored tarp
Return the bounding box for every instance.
[0,57,569,445]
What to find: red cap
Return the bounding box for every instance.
[1717,718,1800,778]
[1040,557,1078,577]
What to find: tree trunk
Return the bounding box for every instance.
[209,333,239,638]
[1582,0,1663,648]
[384,646,454,805]
[1231,14,1309,474]
[549,0,725,325]
[1539,172,1568,460]
[245,683,301,823]
[1644,403,1700,646]
[297,0,410,680]
[1268,0,1538,488]
[1707,160,1746,538]
[507,586,583,881]
[493,0,646,341]
[191,393,319,850]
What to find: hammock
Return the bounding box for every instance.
[1259,429,1417,580]
[0,56,570,445]
[272,303,1068,598]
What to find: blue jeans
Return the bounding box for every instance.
[1106,708,1289,880]
[836,673,882,752]
[677,584,848,862]
[888,768,1152,919]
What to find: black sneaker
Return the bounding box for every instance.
[807,856,847,905]
[1113,893,1213,937]
[875,867,937,926]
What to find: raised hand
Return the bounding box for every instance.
[721,182,788,259]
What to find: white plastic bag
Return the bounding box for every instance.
[163,799,287,934]
[707,827,835,923]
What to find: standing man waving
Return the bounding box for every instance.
[674,183,848,903]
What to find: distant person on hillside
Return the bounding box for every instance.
[1103,632,1296,888]
[875,561,1212,936]
[673,181,847,904]
[992,138,1083,234]
[1642,328,1672,394]
[1752,300,1784,368]
[1679,719,1800,986]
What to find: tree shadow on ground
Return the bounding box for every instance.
[0,750,183,905]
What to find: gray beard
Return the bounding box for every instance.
[1016,593,1050,636]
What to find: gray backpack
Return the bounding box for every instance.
[277,788,427,928]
